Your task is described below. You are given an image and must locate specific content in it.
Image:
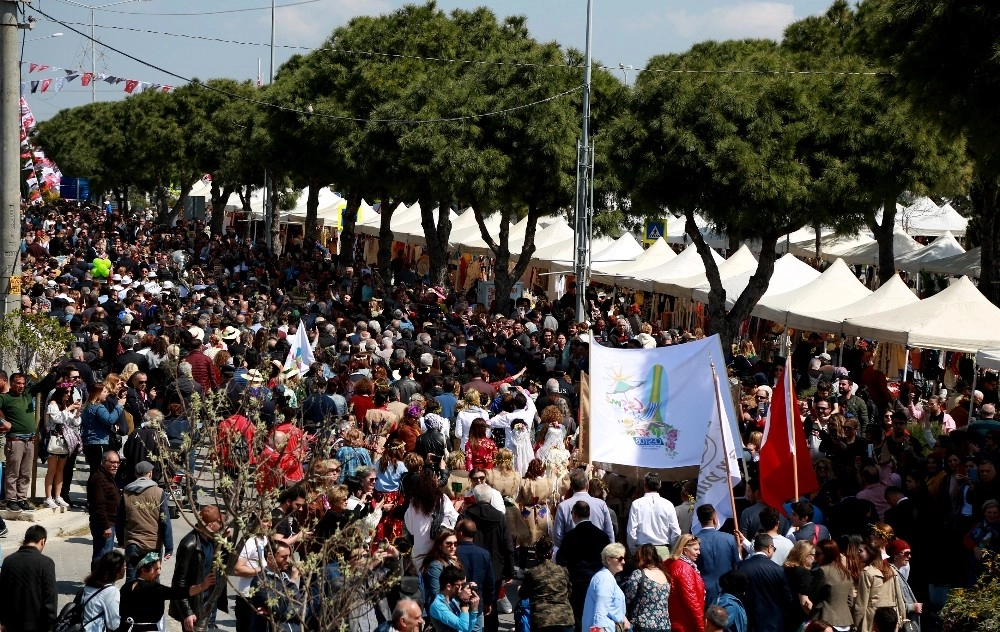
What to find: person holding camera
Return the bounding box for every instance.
[429,565,481,632]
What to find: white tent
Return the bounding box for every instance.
[462,215,535,255]
[451,214,503,249]
[547,232,644,274]
[775,226,836,254]
[839,225,925,266]
[843,276,1000,352]
[591,238,676,284]
[787,274,919,334]
[975,349,1000,371]
[895,231,966,272]
[665,213,728,247]
[620,245,724,291]
[919,247,981,277]
[389,207,459,245]
[753,258,872,328]
[530,233,616,268]
[787,232,876,260]
[692,253,821,309]
[900,197,969,237]
[355,201,416,237]
[656,244,758,299]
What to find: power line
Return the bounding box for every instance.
[52,0,324,17]
[29,4,585,125]
[42,19,890,77]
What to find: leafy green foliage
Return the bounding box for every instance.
[0,310,75,377]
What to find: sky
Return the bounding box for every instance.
[22,0,833,121]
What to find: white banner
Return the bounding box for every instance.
[692,366,743,534]
[588,335,740,469]
[283,319,316,378]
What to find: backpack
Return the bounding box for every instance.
[514,597,531,632]
[55,585,110,632]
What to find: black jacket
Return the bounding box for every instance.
[115,350,150,375]
[461,502,514,581]
[0,546,58,632]
[555,520,610,585]
[169,530,229,622]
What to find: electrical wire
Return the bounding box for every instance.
[49,20,890,76]
[29,4,585,125]
[52,0,324,17]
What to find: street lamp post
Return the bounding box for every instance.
[58,0,149,102]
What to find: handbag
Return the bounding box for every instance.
[47,429,69,455]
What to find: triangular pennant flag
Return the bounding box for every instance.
[65,73,79,82]
[40,79,52,92]
[149,83,161,92]
[124,79,139,93]
[81,72,93,87]
[29,63,37,73]
[53,78,65,94]
[30,80,39,93]
[23,160,32,170]
[64,69,74,76]
[161,85,172,92]
[37,65,49,72]
[137,81,150,93]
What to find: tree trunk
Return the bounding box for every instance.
[165,172,199,226]
[471,202,516,314]
[813,219,822,261]
[210,181,236,236]
[867,195,899,286]
[974,175,1000,305]
[687,208,779,349]
[339,191,362,268]
[120,186,129,216]
[423,200,454,287]
[376,195,402,279]
[305,179,320,242]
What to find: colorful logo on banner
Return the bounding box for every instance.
[602,363,679,456]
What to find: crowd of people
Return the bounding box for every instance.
[0,201,995,632]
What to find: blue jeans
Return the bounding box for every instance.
[90,522,115,564]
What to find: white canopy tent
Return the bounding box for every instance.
[529,233,616,268]
[975,349,1000,371]
[451,214,503,249]
[619,245,724,291]
[774,226,836,254]
[786,274,919,335]
[546,232,644,274]
[838,225,926,266]
[895,231,966,273]
[843,276,1000,353]
[656,244,758,299]
[355,202,415,237]
[786,232,875,260]
[462,215,537,256]
[590,238,676,283]
[753,258,872,328]
[900,197,969,238]
[664,213,729,247]
[389,207,459,245]
[919,247,981,277]
[692,253,821,309]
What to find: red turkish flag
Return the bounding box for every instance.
[40,79,52,93]
[124,79,139,94]
[758,355,818,514]
[81,73,93,87]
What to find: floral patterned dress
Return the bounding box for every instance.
[621,569,672,632]
[465,438,498,471]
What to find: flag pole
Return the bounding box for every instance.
[786,334,799,502]
[711,360,740,548]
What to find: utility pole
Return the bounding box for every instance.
[263,0,276,253]
[573,0,594,322]
[1,1,28,318]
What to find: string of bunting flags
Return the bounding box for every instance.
[19,94,61,205]
[21,61,173,94]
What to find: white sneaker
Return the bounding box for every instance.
[43,497,58,509]
[55,497,70,508]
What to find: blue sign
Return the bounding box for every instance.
[644,219,665,243]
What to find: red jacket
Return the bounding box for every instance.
[664,558,705,632]
[185,348,222,392]
[217,413,256,469]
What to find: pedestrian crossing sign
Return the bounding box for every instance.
[644,219,666,244]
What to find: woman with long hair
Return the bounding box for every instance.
[44,383,80,508]
[663,534,704,632]
[783,541,817,630]
[335,427,373,483]
[403,469,459,572]
[465,418,497,471]
[393,405,423,454]
[622,544,671,632]
[374,440,408,544]
[518,458,554,546]
[813,539,855,631]
[350,377,376,422]
[81,550,127,632]
[456,389,489,452]
[853,539,905,632]
[420,529,464,612]
[80,382,124,472]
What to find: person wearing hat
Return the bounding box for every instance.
[119,460,174,582]
[120,551,216,632]
[886,538,922,629]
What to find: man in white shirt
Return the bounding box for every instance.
[626,472,681,559]
[758,506,794,566]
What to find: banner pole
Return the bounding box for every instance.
[711,360,740,549]
[786,337,800,502]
